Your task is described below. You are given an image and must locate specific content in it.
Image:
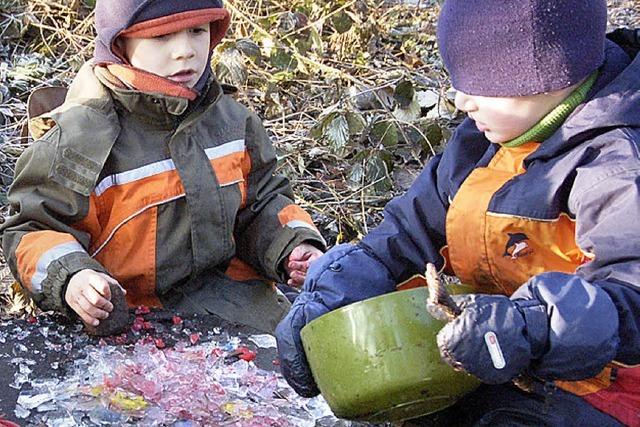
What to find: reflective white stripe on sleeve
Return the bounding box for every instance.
[31,241,87,293]
[285,220,326,245]
[203,139,245,159]
[95,158,175,196]
[95,139,246,196]
[285,220,317,231]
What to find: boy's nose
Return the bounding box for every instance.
[454,90,477,113]
[171,31,197,60]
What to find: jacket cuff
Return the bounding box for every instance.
[265,227,327,282]
[513,298,549,360]
[512,272,620,380]
[37,252,109,318]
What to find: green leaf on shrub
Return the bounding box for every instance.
[345,112,366,135]
[215,48,247,86]
[371,120,399,147]
[236,38,262,63]
[349,150,394,194]
[324,113,350,155]
[394,80,415,108]
[393,100,421,122]
[348,162,365,187]
[270,48,298,71]
[308,26,324,54]
[423,122,443,146]
[331,11,353,34]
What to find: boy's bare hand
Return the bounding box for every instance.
[285,243,324,287]
[65,269,125,326]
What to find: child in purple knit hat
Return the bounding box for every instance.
[276,0,640,425]
[1,0,327,335]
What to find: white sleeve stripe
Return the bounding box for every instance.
[285,220,326,245]
[95,158,175,196]
[31,241,86,292]
[203,139,245,159]
[94,139,246,196]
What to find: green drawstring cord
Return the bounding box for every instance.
[502,70,599,148]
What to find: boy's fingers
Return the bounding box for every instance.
[287,261,308,272]
[288,271,306,287]
[89,275,112,300]
[307,251,322,262]
[72,304,100,326]
[77,295,110,320]
[288,245,305,260]
[100,273,122,286]
[287,278,303,287]
[82,285,113,311]
[83,289,114,312]
[104,274,119,284]
[290,245,316,262]
[99,273,127,294]
[297,250,313,262]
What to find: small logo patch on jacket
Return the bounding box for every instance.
[503,232,533,259]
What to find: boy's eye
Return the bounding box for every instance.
[190,27,209,35]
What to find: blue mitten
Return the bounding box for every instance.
[276,292,329,397]
[275,243,396,397]
[436,272,620,384]
[436,294,549,384]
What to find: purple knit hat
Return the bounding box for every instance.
[437,0,608,97]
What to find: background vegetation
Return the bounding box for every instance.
[0,0,638,316]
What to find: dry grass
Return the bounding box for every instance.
[0,0,638,316]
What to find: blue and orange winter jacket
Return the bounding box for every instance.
[281,39,640,424]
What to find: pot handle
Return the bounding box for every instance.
[425,263,462,321]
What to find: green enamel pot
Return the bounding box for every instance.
[300,286,480,422]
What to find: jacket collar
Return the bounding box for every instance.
[525,39,640,164]
[79,65,223,128]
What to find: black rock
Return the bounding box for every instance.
[84,283,131,336]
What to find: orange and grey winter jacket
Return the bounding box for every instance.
[1,64,325,315]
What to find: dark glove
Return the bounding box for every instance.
[275,243,396,397]
[436,294,549,384]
